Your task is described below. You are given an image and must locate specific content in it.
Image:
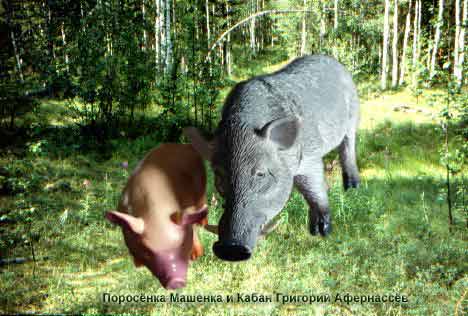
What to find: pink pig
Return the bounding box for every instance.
[106,143,208,289]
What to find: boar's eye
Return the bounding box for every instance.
[251,168,267,178]
[256,171,266,178]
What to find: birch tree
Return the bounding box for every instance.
[454,0,461,76]
[206,0,211,48]
[454,0,467,84]
[300,0,307,56]
[412,0,419,68]
[429,0,445,80]
[154,0,161,72]
[142,0,147,51]
[334,0,338,30]
[391,0,399,88]
[164,0,173,74]
[381,0,391,90]
[320,2,326,49]
[417,0,421,65]
[399,0,411,85]
[3,0,24,82]
[412,0,421,85]
[61,22,69,73]
[250,0,256,52]
[225,0,232,75]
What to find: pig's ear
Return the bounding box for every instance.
[257,117,300,150]
[183,127,215,161]
[106,211,145,235]
[171,207,208,226]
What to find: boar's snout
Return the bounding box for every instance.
[213,210,265,261]
[213,240,252,261]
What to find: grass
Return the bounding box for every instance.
[0,84,466,315]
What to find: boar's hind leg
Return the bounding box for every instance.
[338,133,360,190]
[294,161,332,237]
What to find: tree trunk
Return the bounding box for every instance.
[391,0,399,88]
[412,0,419,68]
[300,0,307,56]
[3,0,24,82]
[206,0,210,48]
[334,0,338,30]
[412,0,422,85]
[454,0,460,78]
[381,0,391,90]
[164,0,173,74]
[154,0,161,73]
[454,0,467,84]
[320,2,326,50]
[417,0,421,65]
[399,0,411,85]
[250,0,256,53]
[44,0,57,79]
[226,0,232,76]
[429,0,445,80]
[61,22,70,73]
[142,0,147,51]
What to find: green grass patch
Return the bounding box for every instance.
[0,87,466,315]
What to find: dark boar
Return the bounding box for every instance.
[185,55,360,261]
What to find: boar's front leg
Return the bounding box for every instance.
[294,159,332,237]
[338,134,360,190]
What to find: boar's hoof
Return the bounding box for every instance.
[309,214,332,237]
[343,175,360,191]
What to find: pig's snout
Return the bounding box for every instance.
[164,277,186,290]
[213,240,252,261]
[149,251,189,290]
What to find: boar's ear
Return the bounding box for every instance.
[257,117,300,150]
[106,211,145,235]
[183,127,215,161]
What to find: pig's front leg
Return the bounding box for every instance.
[190,230,204,260]
[294,159,332,237]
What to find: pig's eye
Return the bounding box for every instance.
[256,171,266,178]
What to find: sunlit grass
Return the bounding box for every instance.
[0,86,466,315]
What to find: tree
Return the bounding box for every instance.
[454,0,467,85]
[412,0,421,86]
[250,0,257,53]
[399,0,412,85]
[3,0,24,83]
[429,0,445,80]
[334,0,338,30]
[381,0,391,90]
[300,0,307,56]
[391,0,399,88]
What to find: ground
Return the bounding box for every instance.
[0,85,466,315]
